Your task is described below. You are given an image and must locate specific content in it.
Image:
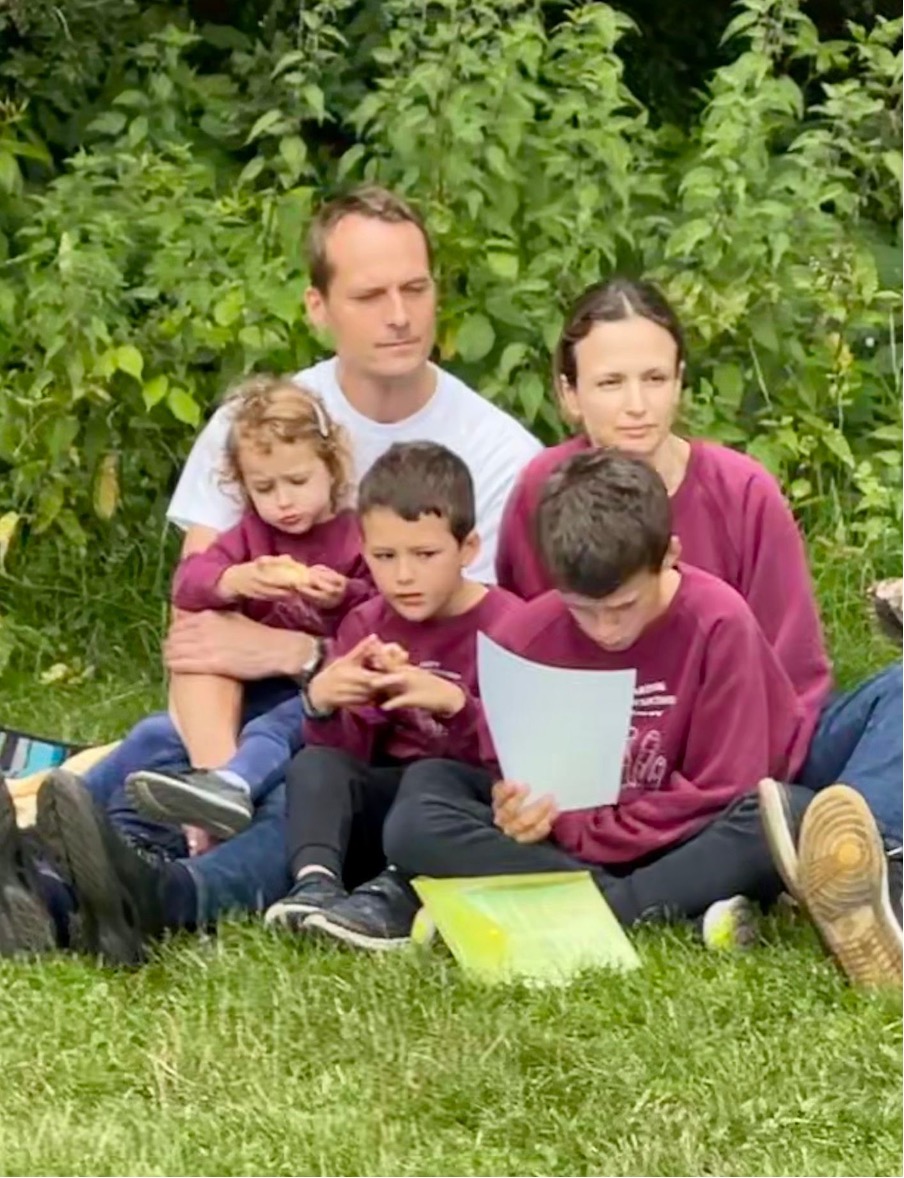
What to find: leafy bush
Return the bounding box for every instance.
[0,0,900,595]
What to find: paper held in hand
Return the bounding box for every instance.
[477,632,635,813]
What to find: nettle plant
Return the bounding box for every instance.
[0,0,900,574]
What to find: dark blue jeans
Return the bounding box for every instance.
[80,678,296,924]
[799,662,902,846]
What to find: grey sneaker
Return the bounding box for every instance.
[797,784,903,988]
[125,769,253,839]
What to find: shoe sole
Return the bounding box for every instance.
[0,885,57,955]
[0,783,56,955]
[758,778,801,903]
[36,773,146,966]
[797,784,903,989]
[125,771,251,839]
[303,911,412,952]
[264,898,336,931]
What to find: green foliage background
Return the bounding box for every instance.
[0,0,901,648]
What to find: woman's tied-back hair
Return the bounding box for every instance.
[553,277,686,422]
[221,374,352,509]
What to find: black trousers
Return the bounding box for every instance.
[285,746,406,887]
[383,758,812,927]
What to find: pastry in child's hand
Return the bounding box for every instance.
[254,554,311,591]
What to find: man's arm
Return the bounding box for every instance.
[168,522,317,679]
[181,524,220,559]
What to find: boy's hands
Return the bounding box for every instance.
[374,665,466,718]
[307,635,385,712]
[492,780,558,844]
[307,638,463,719]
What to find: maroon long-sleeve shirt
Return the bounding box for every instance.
[171,509,372,637]
[305,587,522,765]
[486,565,810,865]
[495,436,832,748]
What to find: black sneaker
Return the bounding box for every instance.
[0,775,56,956]
[305,868,420,951]
[264,871,347,932]
[36,770,168,966]
[125,769,253,839]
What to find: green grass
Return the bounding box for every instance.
[0,537,901,1176]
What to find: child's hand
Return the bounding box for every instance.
[366,642,409,673]
[299,565,348,609]
[373,666,466,718]
[218,555,310,601]
[492,780,558,844]
[308,634,385,712]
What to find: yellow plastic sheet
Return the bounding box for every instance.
[413,871,641,985]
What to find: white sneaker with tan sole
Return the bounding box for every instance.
[797,784,903,989]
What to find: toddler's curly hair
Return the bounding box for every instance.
[221,374,352,510]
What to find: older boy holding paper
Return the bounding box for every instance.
[385,450,816,949]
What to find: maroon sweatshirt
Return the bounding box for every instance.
[172,509,372,638]
[495,435,831,746]
[486,565,811,865]
[305,587,522,765]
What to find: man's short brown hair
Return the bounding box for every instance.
[536,450,672,597]
[357,442,475,543]
[306,185,433,293]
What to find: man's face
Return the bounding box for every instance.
[306,215,437,382]
[361,507,479,621]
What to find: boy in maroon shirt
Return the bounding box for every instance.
[384,450,817,946]
[265,442,521,948]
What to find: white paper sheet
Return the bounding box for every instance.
[477,632,636,813]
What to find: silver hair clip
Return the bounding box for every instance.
[310,396,330,438]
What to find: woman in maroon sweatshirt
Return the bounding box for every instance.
[384,452,902,984]
[494,278,902,864]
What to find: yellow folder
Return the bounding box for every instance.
[412,871,641,985]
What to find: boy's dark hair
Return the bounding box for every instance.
[357,442,476,542]
[536,450,672,597]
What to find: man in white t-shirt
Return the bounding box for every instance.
[0,189,540,964]
[164,185,540,694]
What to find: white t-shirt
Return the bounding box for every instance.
[167,358,542,583]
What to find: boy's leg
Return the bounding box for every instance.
[265,748,403,930]
[603,787,814,925]
[384,761,811,926]
[384,758,596,879]
[799,662,902,846]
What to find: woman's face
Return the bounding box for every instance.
[560,315,683,460]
